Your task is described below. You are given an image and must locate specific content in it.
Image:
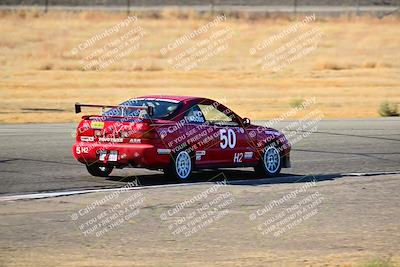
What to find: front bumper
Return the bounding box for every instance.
[282,153,291,168]
[72,142,171,169]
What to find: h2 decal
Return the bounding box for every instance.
[220,128,236,149]
[234,152,243,163]
[76,146,89,154]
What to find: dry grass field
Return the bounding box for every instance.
[0,10,399,123]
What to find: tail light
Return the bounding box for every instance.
[117,123,159,141]
[140,130,159,140]
[76,122,94,141]
[125,129,158,140]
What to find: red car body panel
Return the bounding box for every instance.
[72,96,291,171]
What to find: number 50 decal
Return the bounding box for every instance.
[220,128,236,149]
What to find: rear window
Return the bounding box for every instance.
[103,99,181,120]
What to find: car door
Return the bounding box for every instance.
[198,103,253,166]
[182,102,255,167]
[181,104,222,166]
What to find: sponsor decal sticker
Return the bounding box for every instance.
[91,121,104,129]
[244,151,253,159]
[157,149,171,155]
[81,136,94,142]
[98,137,123,143]
[196,150,206,160]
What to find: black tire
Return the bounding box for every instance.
[163,150,193,181]
[86,163,114,177]
[254,145,282,177]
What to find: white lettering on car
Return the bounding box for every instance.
[98,137,123,143]
[220,128,236,149]
[76,146,89,154]
[234,152,243,163]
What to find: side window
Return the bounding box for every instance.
[198,104,238,126]
[184,105,205,123]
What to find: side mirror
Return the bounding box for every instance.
[242,117,251,126]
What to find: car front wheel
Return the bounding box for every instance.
[254,146,282,177]
[86,163,114,177]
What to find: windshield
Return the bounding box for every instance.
[103,98,181,119]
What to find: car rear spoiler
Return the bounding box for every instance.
[75,103,154,116]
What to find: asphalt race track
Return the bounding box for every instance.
[0,119,399,195]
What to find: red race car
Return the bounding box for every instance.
[72,96,291,180]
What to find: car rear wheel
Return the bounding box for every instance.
[86,163,114,177]
[164,150,193,181]
[254,146,282,177]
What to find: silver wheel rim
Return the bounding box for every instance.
[263,147,280,173]
[175,151,191,179]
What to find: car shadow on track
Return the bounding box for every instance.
[106,169,343,187]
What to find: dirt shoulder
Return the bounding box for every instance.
[1,14,400,123]
[0,174,399,267]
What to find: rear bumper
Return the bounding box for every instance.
[72,142,171,169]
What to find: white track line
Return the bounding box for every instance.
[0,182,208,202]
[342,171,400,176]
[1,171,399,202]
